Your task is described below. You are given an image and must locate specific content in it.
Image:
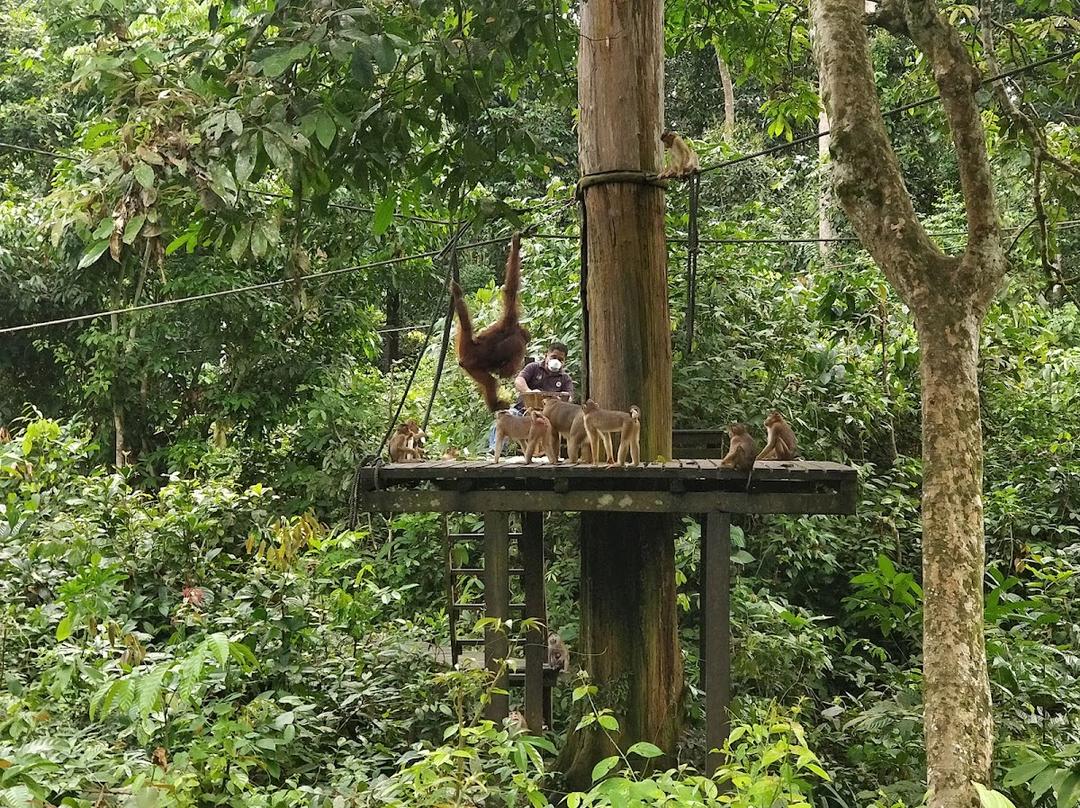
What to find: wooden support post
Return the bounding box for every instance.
[443,515,460,665]
[484,511,510,721]
[697,513,707,688]
[703,511,731,776]
[520,512,546,733]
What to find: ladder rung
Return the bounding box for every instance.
[451,567,525,575]
[451,602,527,610]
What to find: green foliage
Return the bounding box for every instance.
[1,0,1079,804]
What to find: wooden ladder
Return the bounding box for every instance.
[444,512,556,731]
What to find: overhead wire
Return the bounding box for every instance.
[0,199,577,337]
[697,46,1080,175]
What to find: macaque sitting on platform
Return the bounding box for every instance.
[548,632,570,672]
[493,409,553,464]
[720,423,756,474]
[540,399,593,464]
[388,420,425,463]
[757,411,798,461]
[581,399,641,466]
[658,130,700,179]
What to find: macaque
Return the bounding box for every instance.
[506,710,529,736]
[452,233,530,411]
[520,390,569,411]
[658,130,700,179]
[493,409,553,464]
[441,448,460,460]
[388,420,424,463]
[0,426,10,443]
[548,632,569,672]
[581,400,642,466]
[757,411,798,461]
[540,399,593,463]
[720,423,757,474]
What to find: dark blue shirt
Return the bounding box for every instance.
[514,361,574,410]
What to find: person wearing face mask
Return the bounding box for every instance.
[487,341,575,454]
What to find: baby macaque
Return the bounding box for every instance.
[720,423,757,474]
[581,399,641,466]
[757,411,798,461]
[541,399,593,464]
[387,420,424,463]
[493,409,553,464]
[547,632,569,672]
[658,130,700,179]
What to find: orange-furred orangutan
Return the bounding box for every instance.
[451,233,529,411]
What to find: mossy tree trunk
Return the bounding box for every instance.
[557,0,682,790]
[811,0,1004,804]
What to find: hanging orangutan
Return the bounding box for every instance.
[451,233,529,411]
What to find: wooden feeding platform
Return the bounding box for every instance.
[353,456,857,768]
[355,457,857,514]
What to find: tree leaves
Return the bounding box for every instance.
[259,43,311,78]
[77,240,111,269]
[133,162,155,190]
[316,112,337,149]
[373,195,396,235]
[263,133,293,174]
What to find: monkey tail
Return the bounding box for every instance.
[744,461,755,493]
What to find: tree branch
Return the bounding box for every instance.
[903,0,1002,251]
[812,0,943,303]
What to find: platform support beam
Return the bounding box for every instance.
[520,512,546,732]
[702,511,731,776]
[484,511,510,722]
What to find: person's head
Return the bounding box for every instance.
[544,342,568,372]
[544,343,570,375]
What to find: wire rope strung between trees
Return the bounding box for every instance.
[346,221,472,530]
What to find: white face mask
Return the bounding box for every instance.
[546,358,563,372]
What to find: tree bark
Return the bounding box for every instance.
[714,46,736,144]
[559,0,682,789]
[812,0,1004,804]
[818,108,835,259]
[919,312,992,806]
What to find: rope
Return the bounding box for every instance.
[685,173,701,355]
[422,229,466,433]
[0,234,519,337]
[576,170,670,196]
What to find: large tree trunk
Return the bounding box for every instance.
[812,0,1006,804]
[558,0,682,789]
[919,311,993,805]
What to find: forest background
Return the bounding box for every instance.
[0,0,1078,805]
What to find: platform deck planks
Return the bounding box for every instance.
[354,458,857,515]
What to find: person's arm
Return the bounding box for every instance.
[515,363,539,394]
[563,374,575,397]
